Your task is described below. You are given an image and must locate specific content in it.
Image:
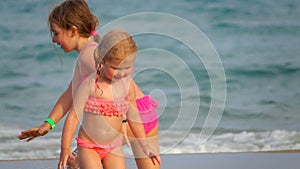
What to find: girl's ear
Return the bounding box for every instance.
[70,26,78,37]
[100,60,105,67]
[97,61,104,71]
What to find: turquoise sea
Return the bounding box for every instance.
[1,0,300,160]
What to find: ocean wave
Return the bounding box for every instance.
[0,71,28,79]
[2,124,299,160]
[160,129,300,154]
[0,125,62,160]
[212,21,300,35]
[227,64,300,78]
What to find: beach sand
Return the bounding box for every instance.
[1,151,299,169]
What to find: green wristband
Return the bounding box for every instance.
[44,118,56,129]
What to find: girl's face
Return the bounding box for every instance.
[50,23,76,53]
[101,55,136,82]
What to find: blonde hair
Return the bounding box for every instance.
[94,29,137,68]
[94,29,137,87]
[48,0,99,38]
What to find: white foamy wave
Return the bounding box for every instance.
[0,124,64,160]
[2,124,300,160]
[159,129,300,154]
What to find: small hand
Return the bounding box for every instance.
[18,123,51,142]
[148,151,161,166]
[58,149,74,169]
[143,145,161,165]
[66,149,79,169]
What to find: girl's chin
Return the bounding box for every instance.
[63,48,71,53]
[112,77,123,81]
[113,78,121,81]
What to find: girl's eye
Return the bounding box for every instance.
[51,31,58,36]
[111,67,118,70]
[109,65,132,70]
[124,67,132,71]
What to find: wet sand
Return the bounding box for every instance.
[1,151,299,169]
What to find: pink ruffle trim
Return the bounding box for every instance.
[136,95,159,113]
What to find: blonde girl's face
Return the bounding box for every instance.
[50,23,76,53]
[101,55,136,81]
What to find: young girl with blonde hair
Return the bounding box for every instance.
[58,29,160,169]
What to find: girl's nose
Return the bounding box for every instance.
[52,35,58,43]
[52,36,56,43]
[116,70,126,77]
[118,71,125,77]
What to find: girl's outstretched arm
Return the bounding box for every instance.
[18,81,73,141]
[19,50,96,142]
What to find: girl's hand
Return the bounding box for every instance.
[18,123,51,142]
[58,148,74,169]
[142,145,161,165]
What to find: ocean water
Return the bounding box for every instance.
[1,0,300,160]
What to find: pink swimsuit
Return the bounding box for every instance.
[76,81,129,160]
[76,79,159,160]
[136,95,159,134]
[84,97,130,117]
[76,95,159,160]
[76,137,123,160]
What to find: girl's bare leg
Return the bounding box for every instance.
[78,146,103,169]
[102,146,126,169]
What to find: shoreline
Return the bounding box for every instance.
[2,149,299,162]
[1,150,300,169]
[258,149,300,153]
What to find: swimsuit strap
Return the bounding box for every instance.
[93,75,99,97]
[79,63,89,82]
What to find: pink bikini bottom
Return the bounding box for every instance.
[76,137,122,160]
[136,95,159,134]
